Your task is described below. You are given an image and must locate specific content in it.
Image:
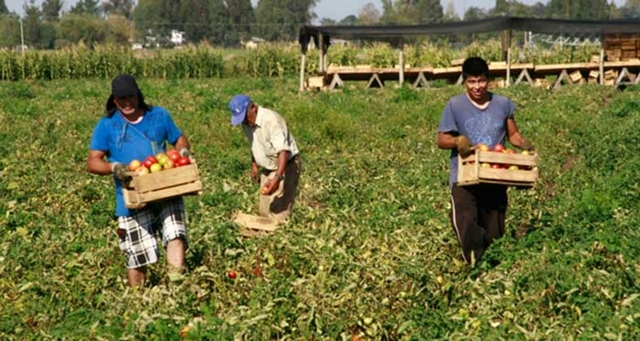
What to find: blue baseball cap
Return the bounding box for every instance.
[229,94,251,126]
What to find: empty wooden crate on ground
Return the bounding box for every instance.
[458,150,539,187]
[123,163,203,209]
[233,212,280,237]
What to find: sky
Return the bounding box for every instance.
[4,0,628,19]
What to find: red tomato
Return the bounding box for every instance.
[493,144,505,152]
[491,163,502,169]
[227,270,237,279]
[176,157,191,167]
[143,158,156,168]
[143,156,158,168]
[167,150,181,162]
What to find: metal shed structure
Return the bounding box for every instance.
[297,17,640,90]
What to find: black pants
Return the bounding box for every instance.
[449,183,508,264]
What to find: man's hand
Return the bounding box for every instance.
[454,135,473,157]
[251,162,260,183]
[261,177,281,195]
[111,163,131,183]
[179,148,191,157]
[520,139,535,152]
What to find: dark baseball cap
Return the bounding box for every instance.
[111,74,139,98]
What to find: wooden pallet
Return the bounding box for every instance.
[458,150,539,187]
[123,163,203,209]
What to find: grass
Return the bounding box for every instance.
[0,78,639,339]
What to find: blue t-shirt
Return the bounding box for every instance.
[437,93,515,184]
[89,106,183,217]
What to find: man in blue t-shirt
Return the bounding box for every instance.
[437,57,534,265]
[87,74,192,287]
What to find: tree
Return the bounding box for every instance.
[494,0,510,15]
[226,0,254,43]
[463,6,488,21]
[105,14,132,45]
[545,0,611,20]
[57,14,107,47]
[23,0,43,47]
[133,0,180,42]
[319,18,336,26]
[0,0,7,15]
[443,0,459,21]
[41,0,63,21]
[179,0,210,43]
[357,2,380,25]
[0,13,20,47]
[528,2,547,17]
[620,0,640,18]
[380,0,442,25]
[70,0,102,17]
[208,0,235,46]
[416,0,443,23]
[102,0,134,20]
[255,0,316,41]
[132,0,163,41]
[339,15,357,25]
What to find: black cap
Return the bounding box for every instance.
[111,74,139,98]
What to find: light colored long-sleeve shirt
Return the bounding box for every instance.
[243,106,299,170]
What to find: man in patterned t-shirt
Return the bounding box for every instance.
[437,57,534,265]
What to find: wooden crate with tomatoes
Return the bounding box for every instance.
[122,150,203,209]
[458,148,539,187]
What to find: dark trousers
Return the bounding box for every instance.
[449,183,508,264]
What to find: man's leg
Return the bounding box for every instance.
[166,238,185,268]
[450,184,486,264]
[479,184,508,246]
[127,267,146,287]
[159,198,188,279]
[269,156,301,223]
[117,210,160,288]
[258,171,273,217]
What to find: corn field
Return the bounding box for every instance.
[0,41,601,81]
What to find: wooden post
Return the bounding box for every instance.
[599,48,604,85]
[399,39,405,86]
[299,53,306,91]
[506,47,511,87]
[318,35,324,73]
[500,30,510,62]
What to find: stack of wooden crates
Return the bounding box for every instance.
[604,33,640,62]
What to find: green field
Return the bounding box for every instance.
[1,78,639,339]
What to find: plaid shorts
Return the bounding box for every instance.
[116,197,188,269]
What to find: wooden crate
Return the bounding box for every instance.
[233,212,280,237]
[569,70,583,83]
[307,76,325,89]
[123,163,203,209]
[458,150,539,187]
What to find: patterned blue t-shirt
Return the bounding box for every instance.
[89,106,183,216]
[437,93,515,184]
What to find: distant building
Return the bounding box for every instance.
[243,37,266,50]
[332,39,350,47]
[170,30,186,46]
